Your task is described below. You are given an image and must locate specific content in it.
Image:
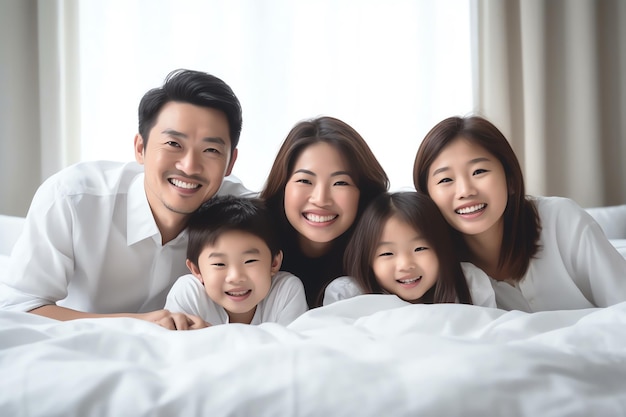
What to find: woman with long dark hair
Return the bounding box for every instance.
[260,116,389,307]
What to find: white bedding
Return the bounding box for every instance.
[2,295,626,416]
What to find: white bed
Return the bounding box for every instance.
[1,206,626,416]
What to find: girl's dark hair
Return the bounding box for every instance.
[138,69,242,152]
[413,115,541,281]
[186,195,279,267]
[344,191,472,304]
[260,115,389,257]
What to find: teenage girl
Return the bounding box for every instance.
[413,115,626,312]
[260,116,389,308]
[323,191,496,307]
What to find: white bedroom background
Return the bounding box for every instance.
[76,0,473,193]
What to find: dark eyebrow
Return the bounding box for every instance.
[294,169,315,176]
[207,247,261,258]
[431,157,491,177]
[376,234,424,248]
[162,129,226,145]
[293,169,353,177]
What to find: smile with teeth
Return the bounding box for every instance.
[456,203,486,215]
[397,276,421,284]
[226,289,251,297]
[304,213,338,223]
[169,178,200,189]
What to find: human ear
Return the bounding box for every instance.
[225,148,238,176]
[134,134,146,165]
[270,250,283,275]
[186,259,203,284]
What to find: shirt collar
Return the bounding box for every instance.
[127,173,161,246]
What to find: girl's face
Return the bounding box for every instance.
[372,215,439,302]
[284,142,360,257]
[426,137,508,242]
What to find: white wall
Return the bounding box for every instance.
[0,0,41,216]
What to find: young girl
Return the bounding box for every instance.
[260,116,389,308]
[323,191,496,307]
[413,115,626,312]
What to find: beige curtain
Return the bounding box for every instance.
[0,0,80,217]
[474,0,626,208]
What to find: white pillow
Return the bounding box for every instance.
[609,239,626,259]
[586,205,626,240]
[0,254,9,281]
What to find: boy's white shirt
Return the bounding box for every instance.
[165,271,308,325]
[323,262,497,308]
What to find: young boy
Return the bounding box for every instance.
[165,195,308,325]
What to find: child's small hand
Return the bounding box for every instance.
[141,309,210,330]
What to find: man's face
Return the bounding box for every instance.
[135,101,238,228]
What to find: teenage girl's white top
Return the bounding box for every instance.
[165,271,308,325]
[322,262,497,308]
[489,196,626,312]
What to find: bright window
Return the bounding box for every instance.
[78,0,473,192]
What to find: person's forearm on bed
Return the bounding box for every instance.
[29,305,209,330]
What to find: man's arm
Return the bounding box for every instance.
[30,304,209,330]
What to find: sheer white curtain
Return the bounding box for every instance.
[0,0,473,217]
[75,0,473,192]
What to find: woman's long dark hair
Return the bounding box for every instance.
[260,116,389,305]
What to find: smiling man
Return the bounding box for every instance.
[0,69,254,330]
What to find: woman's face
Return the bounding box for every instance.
[284,142,360,257]
[426,137,509,241]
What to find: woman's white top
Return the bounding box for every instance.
[489,196,626,312]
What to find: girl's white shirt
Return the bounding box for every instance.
[323,262,496,308]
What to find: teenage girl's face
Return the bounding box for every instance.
[284,142,360,257]
[372,215,439,302]
[426,137,508,241]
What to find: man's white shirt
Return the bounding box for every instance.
[0,160,255,313]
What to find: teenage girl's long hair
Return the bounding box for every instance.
[413,116,541,281]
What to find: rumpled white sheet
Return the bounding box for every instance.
[1,295,626,417]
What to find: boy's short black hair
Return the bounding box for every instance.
[186,195,279,266]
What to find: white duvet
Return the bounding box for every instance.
[1,295,626,417]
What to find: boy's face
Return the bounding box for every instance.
[186,230,281,324]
